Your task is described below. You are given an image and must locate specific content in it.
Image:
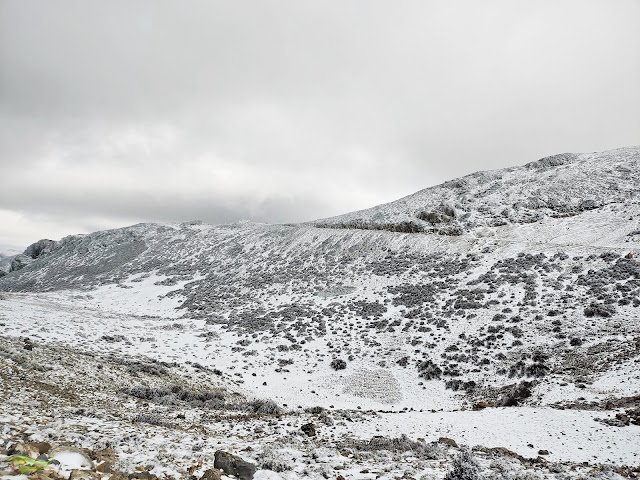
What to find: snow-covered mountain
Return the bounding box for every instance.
[1,146,639,479]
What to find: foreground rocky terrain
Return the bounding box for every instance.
[1,146,639,479]
[1,334,638,480]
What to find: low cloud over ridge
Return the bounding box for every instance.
[1,0,639,247]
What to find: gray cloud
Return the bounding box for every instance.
[1,0,639,247]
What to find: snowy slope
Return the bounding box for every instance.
[1,146,639,473]
[313,146,640,235]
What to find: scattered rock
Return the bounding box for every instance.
[128,471,156,480]
[616,413,631,426]
[200,468,222,480]
[477,446,526,462]
[69,470,100,480]
[214,451,257,480]
[93,448,117,473]
[438,437,458,448]
[107,472,129,480]
[30,442,52,455]
[29,469,66,480]
[12,442,40,458]
[301,422,316,437]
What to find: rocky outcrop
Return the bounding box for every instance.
[25,239,56,259]
[10,254,33,272]
[7,239,56,273]
[525,152,578,169]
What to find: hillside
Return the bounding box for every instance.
[1,146,639,479]
[314,146,640,235]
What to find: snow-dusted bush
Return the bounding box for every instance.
[445,448,483,480]
[498,382,533,407]
[341,434,441,460]
[257,447,294,472]
[126,383,229,409]
[416,359,442,380]
[509,471,542,480]
[126,360,169,376]
[488,457,543,480]
[583,465,626,480]
[419,474,439,480]
[244,399,283,414]
[133,413,168,427]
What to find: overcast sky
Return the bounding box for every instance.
[1,0,639,249]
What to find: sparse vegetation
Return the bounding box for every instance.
[445,448,483,480]
[330,358,347,370]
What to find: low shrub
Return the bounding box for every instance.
[445,448,483,480]
[330,358,347,370]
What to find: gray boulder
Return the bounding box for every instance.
[214,451,257,480]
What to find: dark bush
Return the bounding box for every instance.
[584,302,615,317]
[330,358,347,370]
[416,359,442,380]
[498,381,533,406]
[396,356,409,367]
[245,399,283,414]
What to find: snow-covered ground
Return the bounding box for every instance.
[1,280,638,469]
[1,147,640,479]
